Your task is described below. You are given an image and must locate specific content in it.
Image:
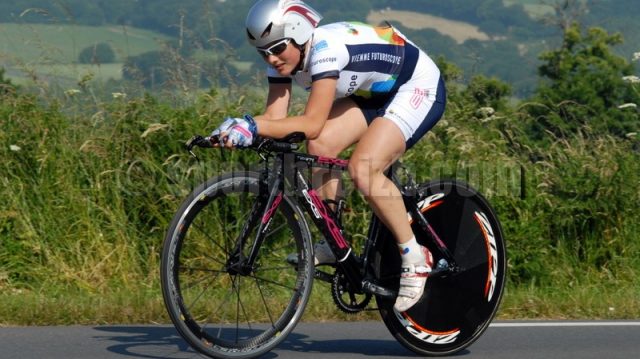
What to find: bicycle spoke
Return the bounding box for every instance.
[254,277,276,329]
[231,275,253,344]
[263,222,287,239]
[162,172,313,357]
[191,221,233,260]
[179,266,225,275]
[179,268,223,292]
[184,275,219,316]
[202,278,235,326]
[196,277,244,345]
[256,265,293,272]
[248,273,296,291]
[258,222,295,256]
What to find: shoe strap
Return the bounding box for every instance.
[401,264,431,277]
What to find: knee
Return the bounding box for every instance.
[348,166,365,194]
[348,155,377,195]
[307,136,340,157]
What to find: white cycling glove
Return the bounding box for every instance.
[210,115,258,147]
[210,117,236,138]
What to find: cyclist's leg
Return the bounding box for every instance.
[290,98,367,266]
[376,180,506,356]
[354,74,445,239]
[350,74,445,311]
[307,97,368,201]
[350,118,432,312]
[348,118,413,243]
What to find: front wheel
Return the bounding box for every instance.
[375,180,507,356]
[161,171,314,358]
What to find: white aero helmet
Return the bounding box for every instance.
[246,0,323,48]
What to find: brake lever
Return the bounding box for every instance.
[185,135,215,159]
[185,136,201,158]
[255,137,271,161]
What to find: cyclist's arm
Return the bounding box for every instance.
[254,82,291,121]
[255,77,337,140]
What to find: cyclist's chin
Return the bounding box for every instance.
[275,64,294,76]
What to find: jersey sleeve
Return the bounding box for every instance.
[308,31,347,82]
[266,66,292,84]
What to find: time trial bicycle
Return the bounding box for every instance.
[160,132,506,358]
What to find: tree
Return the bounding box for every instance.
[527,23,640,138]
[122,51,167,89]
[78,43,116,64]
[463,75,512,111]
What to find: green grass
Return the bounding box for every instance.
[501,281,640,319]
[1,270,637,325]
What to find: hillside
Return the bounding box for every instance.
[0,23,168,63]
[367,9,493,44]
[0,23,170,85]
[0,0,638,96]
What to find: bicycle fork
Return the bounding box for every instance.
[225,172,284,276]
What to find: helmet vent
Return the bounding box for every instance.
[261,23,273,39]
[246,29,256,40]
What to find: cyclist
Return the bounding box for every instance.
[211,0,446,312]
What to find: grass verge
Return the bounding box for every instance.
[2,277,638,326]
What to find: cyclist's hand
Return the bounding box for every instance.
[210,117,236,139]
[210,114,257,148]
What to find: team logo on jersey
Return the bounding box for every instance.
[311,57,337,67]
[313,40,329,53]
[410,88,429,109]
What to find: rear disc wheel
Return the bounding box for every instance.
[375,180,506,356]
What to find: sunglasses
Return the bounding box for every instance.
[257,38,291,57]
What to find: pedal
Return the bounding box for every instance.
[361,280,396,299]
[429,258,456,278]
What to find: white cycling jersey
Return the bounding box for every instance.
[267,21,444,147]
[268,22,440,98]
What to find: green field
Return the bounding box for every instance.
[4,63,123,87]
[0,23,171,85]
[503,0,555,17]
[0,23,255,86]
[0,23,169,63]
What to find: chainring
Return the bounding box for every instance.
[331,269,372,314]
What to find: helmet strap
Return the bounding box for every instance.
[291,37,312,75]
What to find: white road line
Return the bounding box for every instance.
[491,322,640,327]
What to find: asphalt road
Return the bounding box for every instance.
[2,321,640,359]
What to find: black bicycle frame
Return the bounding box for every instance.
[233,149,457,296]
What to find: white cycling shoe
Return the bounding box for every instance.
[394,246,433,312]
[286,240,337,266]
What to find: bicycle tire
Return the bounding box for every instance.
[161,171,314,359]
[374,179,506,356]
